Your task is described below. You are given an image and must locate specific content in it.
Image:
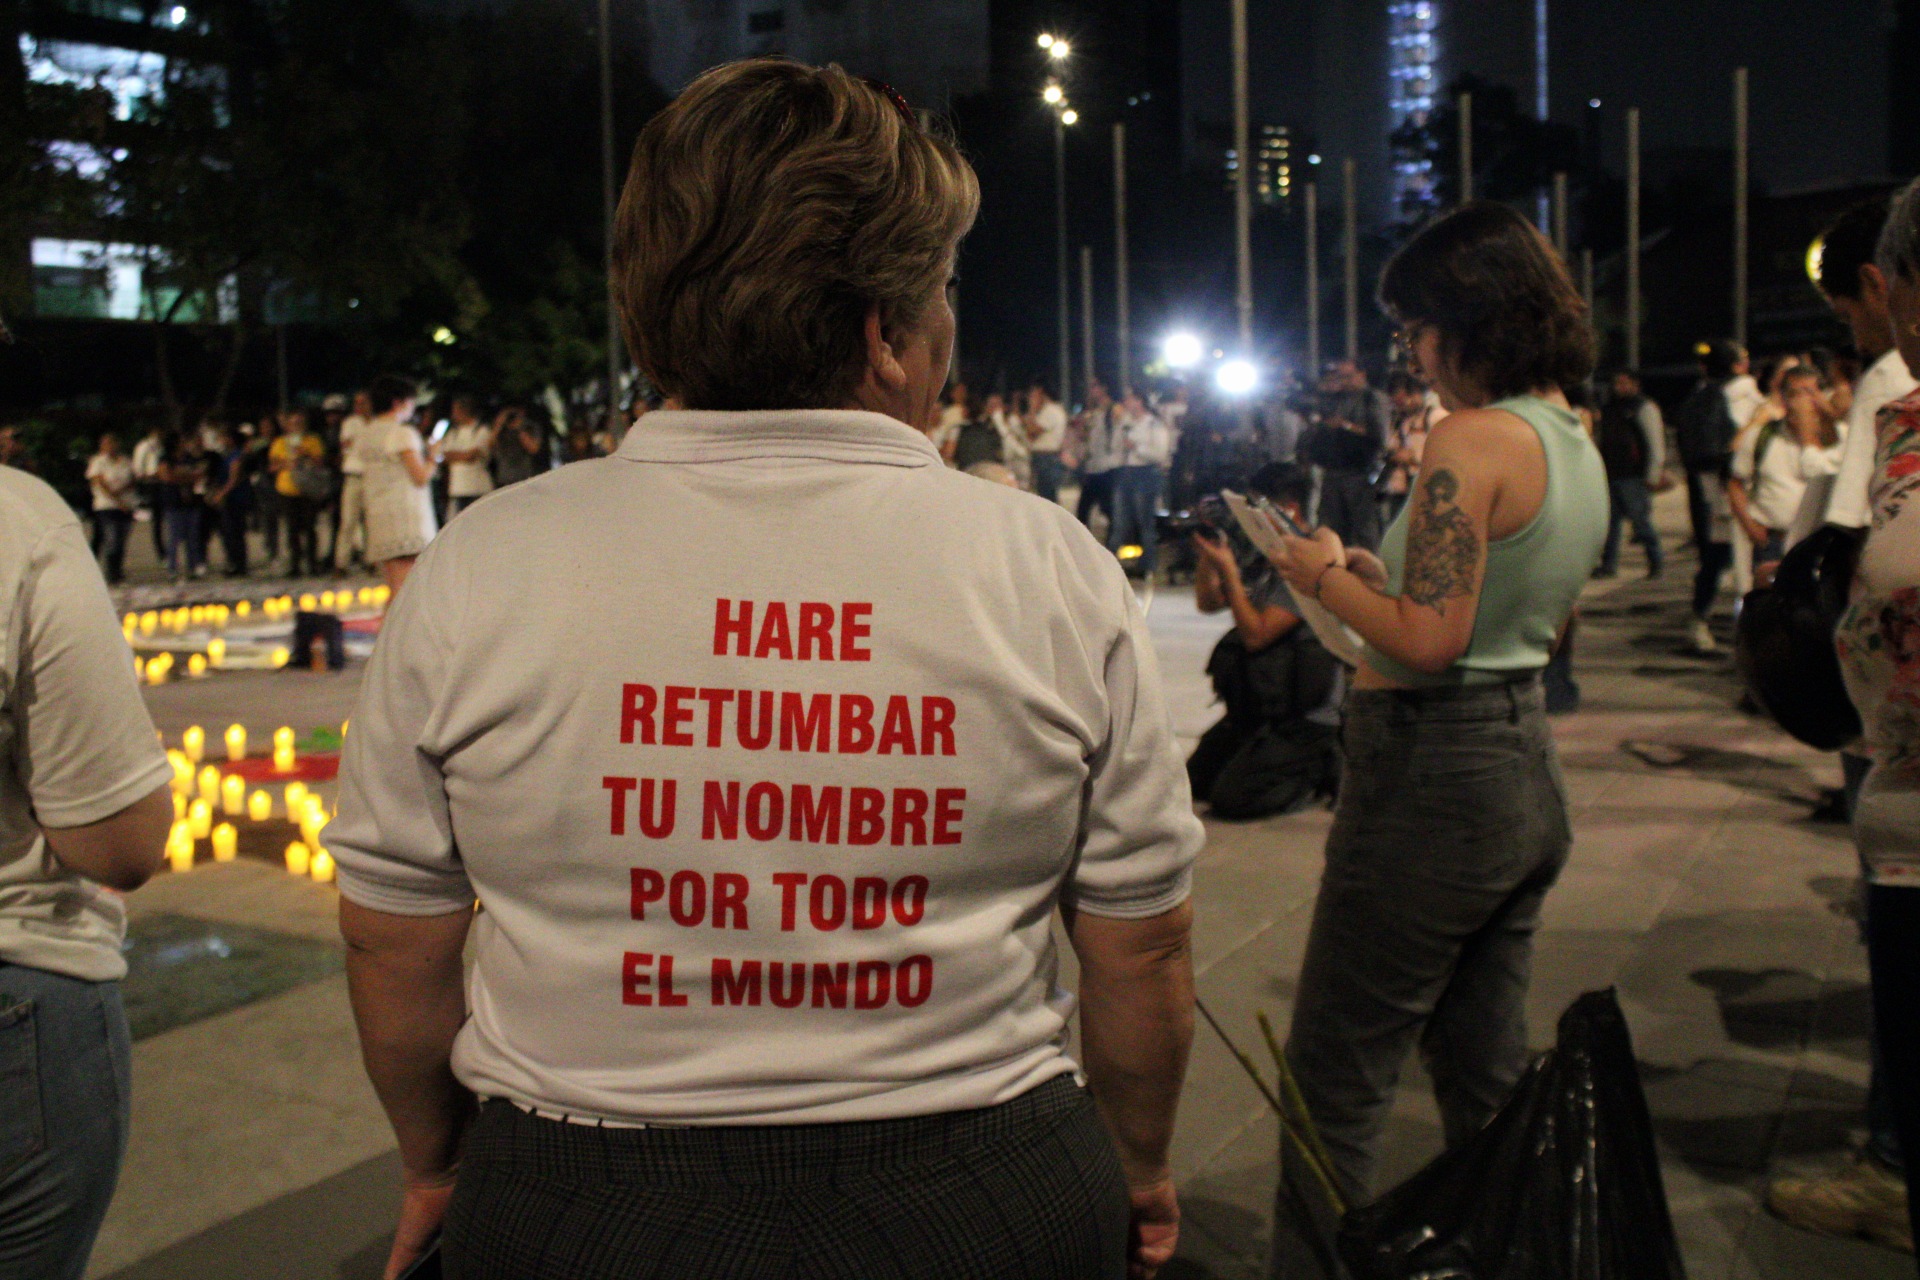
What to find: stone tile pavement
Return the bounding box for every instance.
[81,498,1913,1279]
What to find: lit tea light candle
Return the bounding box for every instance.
[172,791,186,821]
[132,656,144,682]
[212,605,229,627]
[285,780,309,815]
[220,773,245,816]
[272,725,296,772]
[197,765,220,804]
[188,797,212,839]
[207,637,226,667]
[234,600,251,618]
[319,590,336,610]
[166,749,192,792]
[299,593,318,611]
[181,726,205,763]
[186,653,207,678]
[123,612,138,633]
[284,841,310,876]
[270,646,290,669]
[189,605,205,625]
[224,723,246,762]
[339,718,349,739]
[372,585,391,606]
[309,850,335,883]
[357,588,374,607]
[146,653,170,685]
[211,822,237,862]
[168,822,194,873]
[247,789,272,822]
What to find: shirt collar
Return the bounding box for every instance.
[615,409,943,468]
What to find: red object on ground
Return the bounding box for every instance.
[342,617,383,637]
[221,753,340,783]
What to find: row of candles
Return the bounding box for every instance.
[163,723,346,880]
[123,586,392,686]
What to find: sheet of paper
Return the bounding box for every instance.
[1221,491,1367,668]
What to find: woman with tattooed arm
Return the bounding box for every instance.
[1261,202,1607,1277]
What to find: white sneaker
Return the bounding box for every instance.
[1690,619,1717,653]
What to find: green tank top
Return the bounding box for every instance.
[1363,395,1608,687]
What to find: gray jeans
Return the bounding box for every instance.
[0,963,132,1280]
[1272,679,1571,1278]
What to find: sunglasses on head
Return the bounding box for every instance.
[857,75,916,127]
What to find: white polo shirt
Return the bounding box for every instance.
[0,471,171,981]
[329,408,1201,1126]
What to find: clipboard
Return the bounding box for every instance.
[1220,491,1367,667]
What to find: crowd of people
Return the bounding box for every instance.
[6,53,1920,1280]
[78,391,602,590]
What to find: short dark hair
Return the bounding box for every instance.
[366,374,415,416]
[1385,371,1423,397]
[1378,201,1595,401]
[1247,462,1311,511]
[1698,339,1746,382]
[1818,195,1891,300]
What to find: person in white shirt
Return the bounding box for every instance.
[1108,390,1171,577]
[1729,365,1843,572]
[1074,380,1120,530]
[332,60,1199,1280]
[982,391,1030,488]
[332,391,374,571]
[84,433,136,585]
[0,468,174,1279]
[129,426,165,562]
[439,394,494,518]
[1023,382,1069,502]
[357,377,438,596]
[1766,189,1920,1251]
[930,381,969,463]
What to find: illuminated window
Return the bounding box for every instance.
[19,36,167,121]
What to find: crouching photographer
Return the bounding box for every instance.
[1187,464,1343,819]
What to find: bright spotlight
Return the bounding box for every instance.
[1042,83,1064,105]
[1216,359,1259,397]
[1038,33,1055,49]
[168,4,187,23]
[1162,332,1204,370]
[1049,39,1072,60]
[1060,108,1079,126]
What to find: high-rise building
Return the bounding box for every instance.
[642,0,989,109]
[1386,1,1439,215]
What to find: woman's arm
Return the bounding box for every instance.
[342,898,474,1279]
[1271,416,1498,676]
[400,449,434,487]
[1193,535,1299,650]
[1068,901,1193,1280]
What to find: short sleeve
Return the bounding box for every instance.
[1067,572,1203,919]
[11,522,170,827]
[328,543,473,915]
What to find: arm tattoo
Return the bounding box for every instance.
[1401,467,1480,613]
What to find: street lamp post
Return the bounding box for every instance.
[1054,113,1070,404]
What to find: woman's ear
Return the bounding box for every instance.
[864,308,910,393]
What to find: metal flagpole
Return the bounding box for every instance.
[1551,171,1569,259]
[599,0,622,441]
[1305,182,1320,375]
[1113,122,1131,396]
[1733,67,1749,348]
[1055,116,1071,402]
[1626,106,1642,369]
[1231,0,1253,351]
[1342,158,1358,363]
[1080,245,1096,398]
[1459,92,1474,203]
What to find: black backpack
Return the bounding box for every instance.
[1734,525,1862,751]
[1673,382,1737,472]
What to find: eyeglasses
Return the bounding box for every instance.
[858,75,916,127]
[1393,323,1429,362]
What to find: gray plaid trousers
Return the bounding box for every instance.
[442,1076,1130,1279]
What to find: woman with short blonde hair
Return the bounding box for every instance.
[334,59,1199,1280]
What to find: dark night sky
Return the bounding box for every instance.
[1181,0,1897,220]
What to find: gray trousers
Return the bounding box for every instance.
[1272,680,1571,1278]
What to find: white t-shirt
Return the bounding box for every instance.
[1733,419,1845,533]
[1028,401,1068,453]
[1080,404,1119,474]
[338,413,372,477]
[443,422,495,498]
[1826,349,1919,530]
[86,454,135,512]
[1115,410,1172,469]
[0,470,171,981]
[130,435,163,482]
[329,409,1201,1126]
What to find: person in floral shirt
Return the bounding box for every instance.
[1834,174,1920,1261]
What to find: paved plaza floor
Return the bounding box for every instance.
[79,491,1913,1279]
